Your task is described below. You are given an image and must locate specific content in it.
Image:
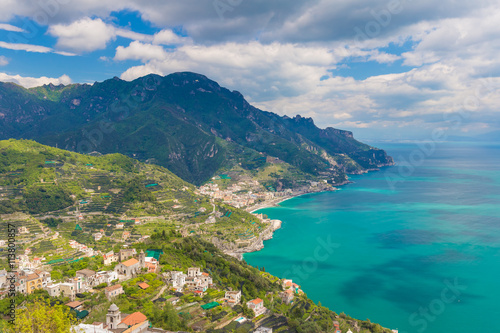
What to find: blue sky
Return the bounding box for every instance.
[1,0,499,140]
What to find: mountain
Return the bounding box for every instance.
[0,72,393,185]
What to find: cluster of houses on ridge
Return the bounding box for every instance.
[3,248,159,301]
[0,242,311,333]
[197,181,293,209]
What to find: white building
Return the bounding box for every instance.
[103,251,118,266]
[45,283,61,297]
[170,271,187,290]
[187,267,201,278]
[225,290,241,307]
[247,298,267,317]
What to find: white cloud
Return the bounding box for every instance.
[116,29,153,43]
[115,41,168,62]
[0,23,24,32]
[0,73,72,88]
[48,18,187,54]
[1,1,500,138]
[0,56,8,66]
[49,17,116,53]
[0,41,52,53]
[153,29,190,45]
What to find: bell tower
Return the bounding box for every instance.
[106,304,121,329]
[139,249,146,268]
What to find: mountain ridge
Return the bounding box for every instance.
[0,72,393,185]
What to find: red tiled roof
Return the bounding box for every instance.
[66,301,83,308]
[138,282,149,289]
[26,273,40,281]
[121,258,139,267]
[105,284,122,292]
[249,298,263,304]
[121,312,147,326]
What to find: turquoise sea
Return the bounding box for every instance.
[244,142,500,333]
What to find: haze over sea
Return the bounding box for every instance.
[244,141,500,333]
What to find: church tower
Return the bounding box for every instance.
[139,249,146,268]
[106,304,121,329]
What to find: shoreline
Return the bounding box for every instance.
[225,186,343,260]
[246,185,346,213]
[225,167,393,260]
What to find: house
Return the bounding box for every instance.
[144,257,159,273]
[115,258,140,278]
[20,272,43,294]
[255,327,273,333]
[184,276,201,290]
[76,269,97,288]
[35,270,51,287]
[66,301,84,311]
[116,223,124,229]
[170,271,186,290]
[166,297,180,305]
[246,298,267,317]
[73,322,113,333]
[118,248,136,261]
[104,284,124,300]
[224,290,241,307]
[60,282,76,300]
[187,267,201,278]
[122,231,131,241]
[282,279,301,294]
[138,282,149,290]
[193,290,204,297]
[93,233,103,241]
[45,283,61,297]
[103,251,118,266]
[282,279,293,289]
[332,321,342,333]
[200,272,213,286]
[18,226,29,234]
[279,289,294,304]
[32,257,42,267]
[97,270,118,284]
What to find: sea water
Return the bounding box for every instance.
[244,142,500,333]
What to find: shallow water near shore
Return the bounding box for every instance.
[244,141,500,333]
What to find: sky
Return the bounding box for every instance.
[0,0,499,140]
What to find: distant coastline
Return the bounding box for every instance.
[225,184,350,260]
[237,170,388,259]
[246,182,350,213]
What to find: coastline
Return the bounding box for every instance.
[225,186,342,260]
[246,184,347,213]
[226,169,389,260]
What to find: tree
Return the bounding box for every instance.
[51,270,63,281]
[8,298,76,333]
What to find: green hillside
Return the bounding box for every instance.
[0,139,263,250]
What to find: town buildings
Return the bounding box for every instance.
[247,298,267,317]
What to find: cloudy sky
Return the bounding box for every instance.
[0,0,499,140]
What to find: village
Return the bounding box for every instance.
[0,243,308,333]
[196,175,334,212]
